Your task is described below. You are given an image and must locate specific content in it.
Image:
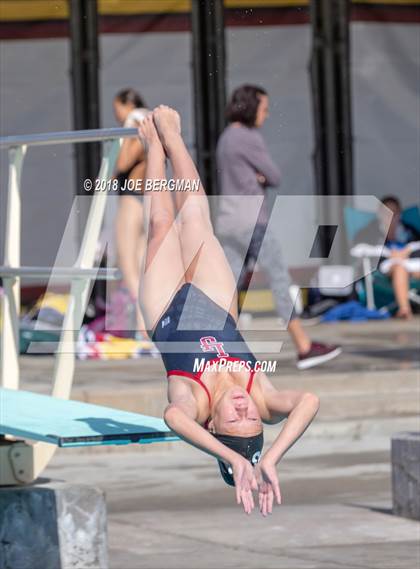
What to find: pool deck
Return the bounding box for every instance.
[22,316,420,568]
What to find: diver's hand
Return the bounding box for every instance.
[231,455,258,514]
[255,458,281,516]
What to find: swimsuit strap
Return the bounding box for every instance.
[246,368,256,394]
[168,370,212,405]
[193,375,212,405]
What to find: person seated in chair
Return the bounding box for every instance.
[356,196,420,319]
[380,197,420,319]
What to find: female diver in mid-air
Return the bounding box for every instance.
[137,106,320,516]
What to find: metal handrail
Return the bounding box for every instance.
[0,267,122,280]
[0,127,139,149]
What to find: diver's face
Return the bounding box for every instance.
[211,387,263,436]
[113,99,133,125]
[255,94,269,127]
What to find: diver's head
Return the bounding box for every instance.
[208,385,263,437]
[207,386,264,486]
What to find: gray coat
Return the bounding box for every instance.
[216,124,281,235]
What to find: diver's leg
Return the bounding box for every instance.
[137,114,186,331]
[152,105,238,319]
[152,105,210,220]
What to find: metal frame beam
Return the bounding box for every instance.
[191,0,226,196]
[310,0,353,257]
[69,0,101,242]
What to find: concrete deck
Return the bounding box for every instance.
[20,317,420,567]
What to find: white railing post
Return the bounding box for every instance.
[1,145,27,389]
[29,139,120,482]
[362,256,376,310]
[51,139,120,400]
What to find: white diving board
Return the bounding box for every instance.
[0,388,178,448]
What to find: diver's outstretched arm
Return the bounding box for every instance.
[163,401,257,514]
[254,384,320,515]
[261,389,320,464]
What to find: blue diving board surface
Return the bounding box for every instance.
[0,388,178,447]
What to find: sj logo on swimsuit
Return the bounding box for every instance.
[199,336,229,357]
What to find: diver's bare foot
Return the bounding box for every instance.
[152,105,181,151]
[138,113,164,157]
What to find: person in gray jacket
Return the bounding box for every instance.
[216,84,341,370]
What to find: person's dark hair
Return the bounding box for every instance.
[225,84,267,127]
[114,88,146,109]
[382,195,401,210]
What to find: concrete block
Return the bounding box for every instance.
[392,431,420,521]
[0,481,108,569]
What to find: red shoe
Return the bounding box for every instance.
[297,342,342,370]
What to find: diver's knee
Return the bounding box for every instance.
[179,200,212,233]
[149,209,175,239]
